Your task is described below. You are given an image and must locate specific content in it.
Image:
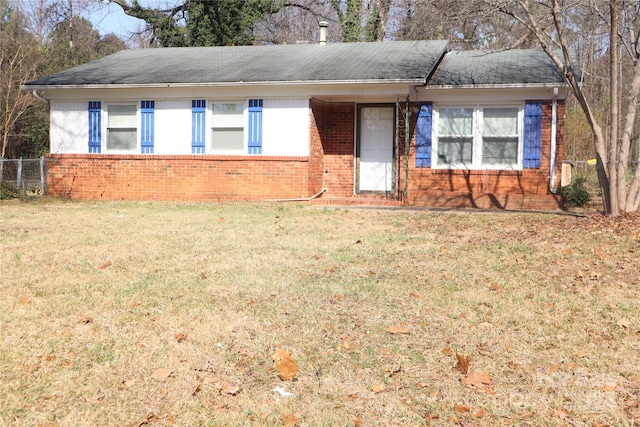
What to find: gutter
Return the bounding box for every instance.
[21,78,426,91]
[425,83,568,90]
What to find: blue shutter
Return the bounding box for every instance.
[140,100,155,154]
[248,99,263,154]
[415,103,432,167]
[192,100,206,154]
[524,101,542,169]
[88,101,101,153]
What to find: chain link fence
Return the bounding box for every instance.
[1,157,46,195]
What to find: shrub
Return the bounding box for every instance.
[0,182,22,199]
[560,176,592,208]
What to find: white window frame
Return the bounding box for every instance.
[432,104,524,170]
[104,103,139,153]
[209,101,247,154]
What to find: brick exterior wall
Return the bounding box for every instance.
[46,99,564,210]
[404,100,564,209]
[308,99,326,195]
[311,101,356,197]
[46,154,311,201]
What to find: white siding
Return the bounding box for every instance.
[154,100,192,154]
[262,99,309,156]
[50,100,87,153]
[48,97,310,156]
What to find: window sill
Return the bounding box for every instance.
[429,168,525,176]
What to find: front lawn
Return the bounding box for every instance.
[1,201,638,426]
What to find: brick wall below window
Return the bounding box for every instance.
[46,154,311,201]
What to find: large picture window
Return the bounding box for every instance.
[211,103,244,151]
[434,105,522,169]
[107,104,137,151]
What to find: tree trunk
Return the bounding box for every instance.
[608,1,619,216]
[620,54,640,212]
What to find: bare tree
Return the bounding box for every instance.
[1,4,41,180]
[493,0,639,214]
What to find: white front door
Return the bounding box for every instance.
[359,106,394,192]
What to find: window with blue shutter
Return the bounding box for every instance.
[248,99,263,154]
[524,101,542,169]
[88,101,101,153]
[140,101,154,153]
[192,100,206,154]
[415,103,432,167]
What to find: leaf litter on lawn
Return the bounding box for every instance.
[0,201,638,426]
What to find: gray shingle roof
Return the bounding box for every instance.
[427,49,565,86]
[26,40,449,87]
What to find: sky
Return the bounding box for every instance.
[87,1,151,41]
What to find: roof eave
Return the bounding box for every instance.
[22,78,426,91]
[426,82,568,90]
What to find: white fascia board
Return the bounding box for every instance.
[31,82,420,102]
[419,86,569,103]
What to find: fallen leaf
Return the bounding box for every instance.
[353,414,363,426]
[577,348,586,358]
[471,408,487,418]
[281,413,300,426]
[166,412,176,424]
[386,326,409,334]
[19,296,30,304]
[545,363,561,373]
[617,318,631,329]
[489,283,503,293]
[136,414,160,426]
[552,407,570,420]
[455,353,470,374]
[222,383,240,395]
[122,379,136,388]
[603,382,617,392]
[371,383,385,393]
[454,404,470,413]
[175,332,187,343]
[98,260,112,270]
[442,346,453,356]
[461,370,493,388]
[151,368,173,381]
[355,239,362,244]
[387,366,403,378]
[191,383,202,396]
[272,349,298,381]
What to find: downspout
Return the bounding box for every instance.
[395,97,400,196]
[32,90,48,105]
[404,95,410,200]
[549,88,559,193]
